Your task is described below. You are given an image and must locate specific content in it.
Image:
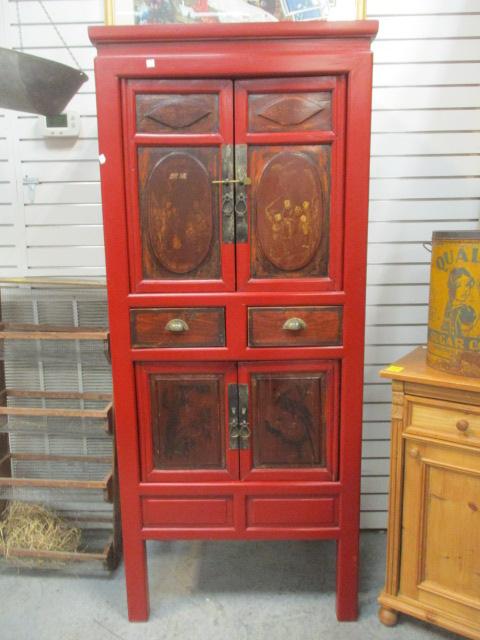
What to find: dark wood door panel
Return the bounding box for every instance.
[151,373,225,470]
[252,372,327,468]
[135,362,238,482]
[131,307,225,349]
[239,361,339,482]
[250,145,331,279]
[138,146,221,281]
[248,306,342,348]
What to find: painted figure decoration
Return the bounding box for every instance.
[427,232,480,377]
[441,267,478,339]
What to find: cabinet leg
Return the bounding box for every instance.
[378,606,399,627]
[335,536,359,621]
[124,536,149,622]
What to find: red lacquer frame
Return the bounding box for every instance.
[90,20,378,624]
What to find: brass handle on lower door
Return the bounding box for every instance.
[165,319,189,333]
[283,317,307,332]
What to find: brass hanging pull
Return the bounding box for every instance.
[283,317,307,332]
[165,319,189,333]
[239,406,251,440]
[228,384,240,450]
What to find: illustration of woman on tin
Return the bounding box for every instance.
[441,267,478,338]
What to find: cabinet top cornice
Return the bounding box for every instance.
[89,20,378,47]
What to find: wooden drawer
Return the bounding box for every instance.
[406,396,480,447]
[142,497,233,528]
[130,308,225,349]
[248,306,342,348]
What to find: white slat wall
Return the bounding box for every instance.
[1,0,479,528]
[2,0,103,277]
[364,0,480,528]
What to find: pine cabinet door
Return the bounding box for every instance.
[238,361,339,481]
[400,439,480,626]
[234,77,346,292]
[123,79,235,293]
[135,362,239,482]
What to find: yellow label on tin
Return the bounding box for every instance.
[427,237,480,377]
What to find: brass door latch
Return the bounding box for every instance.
[228,383,250,450]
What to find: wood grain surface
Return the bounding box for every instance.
[248,306,342,347]
[249,91,332,133]
[131,307,225,348]
[136,92,218,134]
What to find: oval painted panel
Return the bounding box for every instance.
[256,151,324,272]
[145,152,213,274]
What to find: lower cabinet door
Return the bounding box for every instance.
[400,438,480,626]
[238,360,339,481]
[135,362,239,482]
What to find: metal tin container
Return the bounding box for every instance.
[427,230,480,377]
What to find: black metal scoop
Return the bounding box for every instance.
[0,47,88,116]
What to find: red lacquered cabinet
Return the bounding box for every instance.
[89,21,378,622]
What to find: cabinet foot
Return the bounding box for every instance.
[379,606,399,627]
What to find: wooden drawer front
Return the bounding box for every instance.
[136,93,219,134]
[131,308,225,349]
[142,497,233,528]
[406,397,480,447]
[246,496,337,529]
[248,306,342,348]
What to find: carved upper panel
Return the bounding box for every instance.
[249,92,332,133]
[136,94,219,134]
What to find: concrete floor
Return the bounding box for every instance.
[0,532,463,640]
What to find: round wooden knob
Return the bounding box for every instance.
[409,447,420,459]
[456,419,469,432]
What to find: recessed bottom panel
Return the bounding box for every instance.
[246,496,337,529]
[142,497,233,528]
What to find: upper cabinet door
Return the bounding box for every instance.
[123,79,235,293]
[234,77,346,292]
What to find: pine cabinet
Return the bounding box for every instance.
[379,347,480,640]
[90,21,377,621]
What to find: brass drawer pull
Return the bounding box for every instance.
[456,419,469,432]
[409,447,420,459]
[165,319,189,334]
[283,317,307,332]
